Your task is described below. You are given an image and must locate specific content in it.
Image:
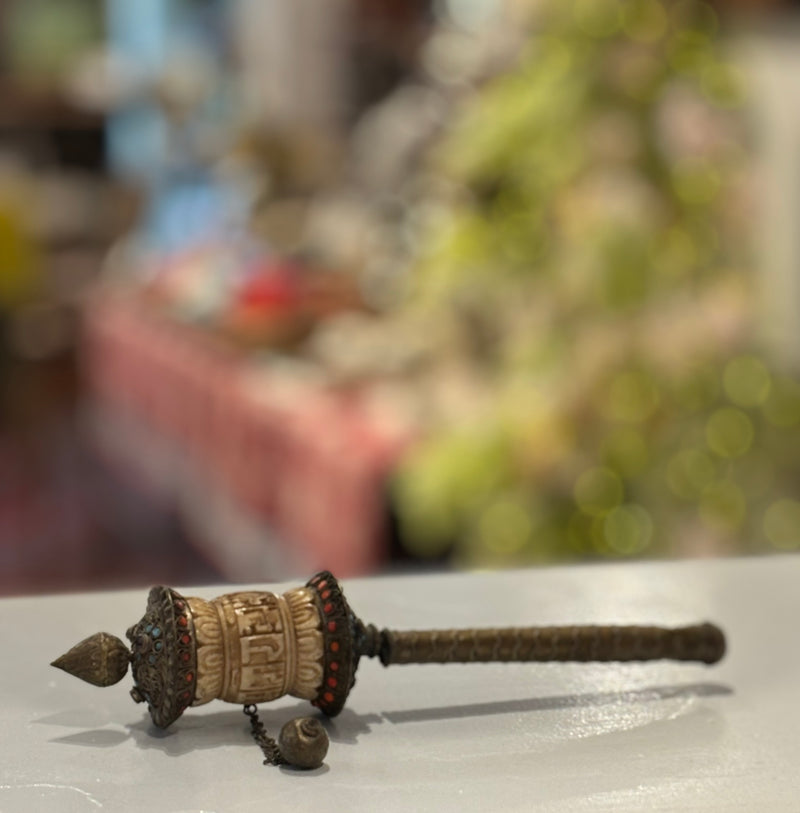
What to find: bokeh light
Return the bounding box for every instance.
[574,467,624,516]
[672,158,721,205]
[723,355,771,408]
[573,0,623,38]
[705,408,754,459]
[762,377,800,428]
[602,370,660,423]
[667,449,716,500]
[623,0,668,44]
[699,481,746,532]
[602,428,649,477]
[764,500,800,550]
[477,494,534,556]
[602,503,654,555]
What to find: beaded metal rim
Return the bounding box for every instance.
[127,586,197,728]
[306,571,356,717]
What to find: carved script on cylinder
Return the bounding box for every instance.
[187,586,324,706]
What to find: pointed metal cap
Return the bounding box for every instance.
[51,632,130,687]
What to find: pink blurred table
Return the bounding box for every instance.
[82,295,412,578]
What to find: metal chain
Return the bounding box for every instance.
[243,704,285,766]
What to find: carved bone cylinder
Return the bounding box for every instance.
[188,586,324,706]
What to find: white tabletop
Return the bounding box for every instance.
[2,555,797,812]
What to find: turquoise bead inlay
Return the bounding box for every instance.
[152,627,161,638]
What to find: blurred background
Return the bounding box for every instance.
[1,0,799,595]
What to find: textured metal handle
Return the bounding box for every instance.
[377,623,725,666]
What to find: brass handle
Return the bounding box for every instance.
[377,622,725,666]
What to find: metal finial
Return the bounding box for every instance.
[51,632,130,687]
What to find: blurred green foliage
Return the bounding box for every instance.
[5,0,104,82]
[393,0,800,565]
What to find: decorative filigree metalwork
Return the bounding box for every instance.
[126,586,198,728]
